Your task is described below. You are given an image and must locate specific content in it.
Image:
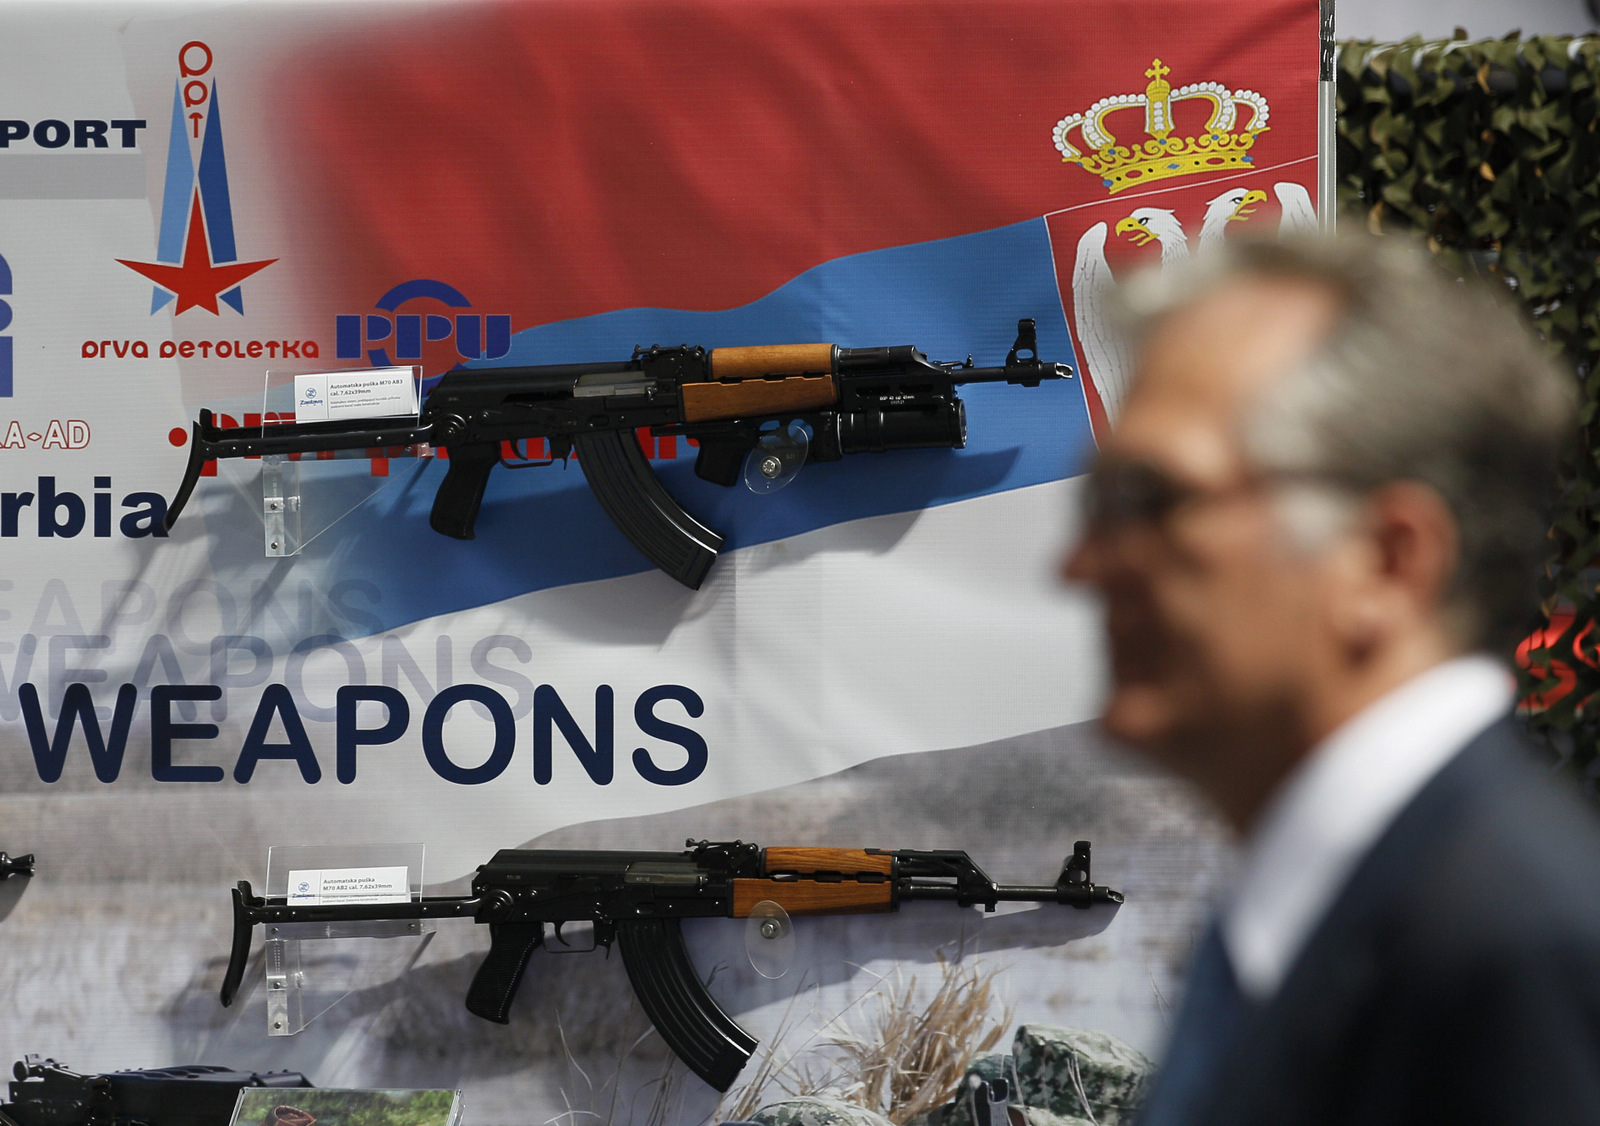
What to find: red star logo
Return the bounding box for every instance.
[117,191,276,315]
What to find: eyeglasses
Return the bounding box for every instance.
[1079,459,1339,534]
[1080,461,1210,533]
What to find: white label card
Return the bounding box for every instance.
[286,865,411,905]
[293,367,418,423]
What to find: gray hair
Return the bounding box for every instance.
[1118,234,1577,650]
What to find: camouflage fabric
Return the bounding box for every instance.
[1018,1108,1094,1126]
[904,1054,1018,1126]
[963,1053,1015,1088]
[907,1092,1095,1126]
[1011,1026,1153,1126]
[750,1097,896,1126]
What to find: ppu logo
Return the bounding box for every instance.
[0,252,11,397]
[116,42,276,316]
[337,279,512,375]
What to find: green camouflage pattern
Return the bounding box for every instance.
[750,1098,896,1126]
[904,1084,1095,1126]
[756,1029,1148,1126]
[1018,1108,1095,1126]
[904,1052,1021,1126]
[963,1053,1015,1088]
[1011,1026,1153,1126]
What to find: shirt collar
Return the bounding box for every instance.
[1220,654,1515,1002]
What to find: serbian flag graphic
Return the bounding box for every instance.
[166,0,1317,625]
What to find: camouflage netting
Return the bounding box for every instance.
[1338,34,1600,771]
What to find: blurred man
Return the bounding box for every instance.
[1063,236,1600,1124]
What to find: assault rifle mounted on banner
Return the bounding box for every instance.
[1,1056,311,1126]
[163,319,1071,588]
[220,839,1122,1092]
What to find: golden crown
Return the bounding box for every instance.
[1052,60,1270,194]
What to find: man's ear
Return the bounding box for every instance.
[1368,480,1460,605]
[1331,481,1459,656]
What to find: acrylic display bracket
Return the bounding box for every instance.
[260,842,431,1036]
[258,366,430,558]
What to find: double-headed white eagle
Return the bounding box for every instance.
[1072,182,1316,422]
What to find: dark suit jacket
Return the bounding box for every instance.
[1188,718,1600,1125]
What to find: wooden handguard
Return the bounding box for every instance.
[731,880,892,917]
[763,847,895,877]
[710,343,836,380]
[681,376,837,422]
[682,343,841,423]
[728,846,898,917]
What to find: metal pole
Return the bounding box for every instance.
[1319,0,1338,232]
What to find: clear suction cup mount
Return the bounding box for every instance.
[743,420,811,494]
[744,899,795,978]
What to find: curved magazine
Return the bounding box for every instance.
[615,916,756,1092]
[571,429,724,589]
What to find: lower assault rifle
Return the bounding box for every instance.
[164,319,1071,588]
[221,840,1121,1092]
[2,1057,311,1126]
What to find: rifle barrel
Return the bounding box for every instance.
[896,881,1123,906]
[949,363,1074,387]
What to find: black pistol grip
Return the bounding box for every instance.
[429,442,502,540]
[164,413,215,531]
[692,439,746,487]
[220,882,256,1008]
[615,916,757,1092]
[572,430,725,589]
[464,922,544,1024]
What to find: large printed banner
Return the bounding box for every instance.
[0,3,1318,1122]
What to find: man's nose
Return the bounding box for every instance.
[1060,529,1098,585]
